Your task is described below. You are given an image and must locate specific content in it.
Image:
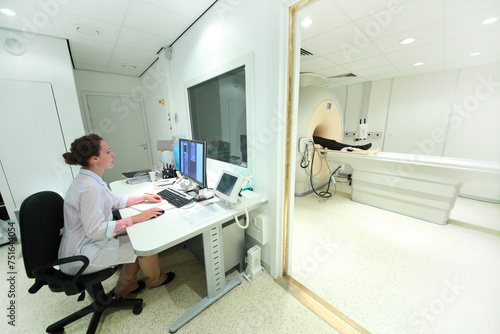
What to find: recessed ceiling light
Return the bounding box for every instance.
[0,8,16,16]
[75,24,101,36]
[301,18,312,28]
[413,62,424,66]
[400,37,416,45]
[122,64,136,70]
[482,17,498,25]
[470,52,481,56]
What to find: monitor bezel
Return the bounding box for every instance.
[178,138,207,190]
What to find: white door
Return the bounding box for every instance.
[85,94,153,184]
[0,79,74,230]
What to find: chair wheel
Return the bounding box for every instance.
[133,305,142,315]
[48,328,64,334]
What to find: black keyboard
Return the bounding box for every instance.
[157,188,193,208]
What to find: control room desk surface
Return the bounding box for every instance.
[109,180,267,333]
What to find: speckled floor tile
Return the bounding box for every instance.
[0,243,337,333]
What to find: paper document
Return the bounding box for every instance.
[183,203,228,226]
[130,199,168,212]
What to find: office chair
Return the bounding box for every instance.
[19,191,143,334]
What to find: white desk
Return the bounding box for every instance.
[110,180,267,333]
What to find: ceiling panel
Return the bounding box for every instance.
[0,0,218,76]
[116,27,172,52]
[300,0,500,86]
[0,0,499,80]
[123,1,192,37]
[58,0,129,25]
[296,0,350,41]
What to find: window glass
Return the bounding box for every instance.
[188,66,247,167]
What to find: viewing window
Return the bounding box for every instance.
[187,65,247,167]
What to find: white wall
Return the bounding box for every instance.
[0,30,84,146]
[73,59,173,169]
[166,0,288,276]
[0,29,85,229]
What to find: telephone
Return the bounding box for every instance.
[214,170,261,229]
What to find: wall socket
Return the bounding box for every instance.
[246,214,268,245]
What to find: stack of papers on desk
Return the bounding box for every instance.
[183,203,228,226]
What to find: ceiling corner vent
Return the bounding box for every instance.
[300,48,314,56]
[328,73,357,79]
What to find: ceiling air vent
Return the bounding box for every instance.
[328,73,357,79]
[300,48,314,56]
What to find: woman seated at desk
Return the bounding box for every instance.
[59,134,174,299]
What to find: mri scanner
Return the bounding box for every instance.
[295,74,500,225]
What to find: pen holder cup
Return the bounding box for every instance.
[163,169,176,179]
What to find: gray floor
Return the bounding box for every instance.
[291,181,500,334]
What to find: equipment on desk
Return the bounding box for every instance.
[214,171,260,209]
[123,170,151,184]
[157,187,193,208]
[176,138,207,193]
[214,170,261,229]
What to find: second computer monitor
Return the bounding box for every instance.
[178,138,207,190]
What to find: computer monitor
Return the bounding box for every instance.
[178,138,207,191]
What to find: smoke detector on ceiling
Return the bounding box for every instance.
[3,37,26,56]
[75,24,101,36]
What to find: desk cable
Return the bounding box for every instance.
[233,208,250,229]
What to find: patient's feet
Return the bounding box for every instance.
[357,143,372,150]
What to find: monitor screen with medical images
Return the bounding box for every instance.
[178,138,207,190]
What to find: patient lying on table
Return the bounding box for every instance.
[313,136,372,152]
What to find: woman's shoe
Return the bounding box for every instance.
[130,280,146,293]
[160,272,175,286]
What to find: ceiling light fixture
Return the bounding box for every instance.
[413,62,424,66]
[301,18,312,28]
[122,64,136,70]
[400,37,416,45]
[0,8,16,16]
[470,52,481,56]
[75,24,101,36]
[482,17,498,25]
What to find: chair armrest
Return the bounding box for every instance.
[30,255,90,294]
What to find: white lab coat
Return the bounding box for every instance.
[58,169,137,275]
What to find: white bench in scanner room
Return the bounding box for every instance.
[326,150,500,225]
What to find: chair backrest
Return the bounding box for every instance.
[19,191,64,279]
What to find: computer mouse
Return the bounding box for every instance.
[150,209,165,219]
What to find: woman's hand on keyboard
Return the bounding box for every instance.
[132,207,165,223]
[144,193,162,203]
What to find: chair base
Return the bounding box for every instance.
[46,289,143,334]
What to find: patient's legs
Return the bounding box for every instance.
[313,136,372,150]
